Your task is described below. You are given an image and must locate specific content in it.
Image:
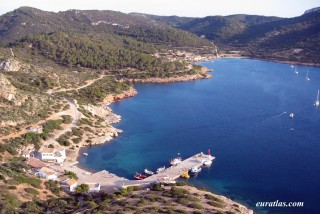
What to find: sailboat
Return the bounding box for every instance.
[305,71,310,81]
[314,90,320,107]
[294,66,299,74]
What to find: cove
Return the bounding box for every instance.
[79,58,320,213]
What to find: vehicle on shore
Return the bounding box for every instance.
[180,171,190,179]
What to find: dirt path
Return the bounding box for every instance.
[47,75,105,94]
[0,105,71,141]
[44,98,81,146]
[1,75,102,142]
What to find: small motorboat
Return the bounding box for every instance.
[83,153,88,156]
[134,172,147,180]
[144,168,154,175]
[289,113,294,119]
[180,171,190,179]
[156,166,166,173]
[203,159,212,166]
[190,166,202,174]
[170,157,182,166]
[314,90,320,107]
[305,71,310,81]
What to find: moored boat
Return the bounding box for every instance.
[83,153,88,156]
[134,172,147,180]
[190,166,202,174]
[144,168,154,175]
[156,166,166,173]
[314,90,320,107]
[203,159,212,166]
[289,113,294,119]
[305,71,310,81]
[170,157,182,166]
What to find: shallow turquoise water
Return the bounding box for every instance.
[79,58,320,213]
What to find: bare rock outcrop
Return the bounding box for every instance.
[0,58,21,72]
[82,104,121,124]
[103,87,138,104]
[0,74,16,101]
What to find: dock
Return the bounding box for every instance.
[122,152,215,188]
[74,152,214,191]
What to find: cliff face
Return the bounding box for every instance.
[103,87,138,104]
[0,74,16,101]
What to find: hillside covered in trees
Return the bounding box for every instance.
[138,8,320,63]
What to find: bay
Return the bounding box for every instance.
[79,58,320,213]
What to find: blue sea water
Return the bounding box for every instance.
[79,58,320,213]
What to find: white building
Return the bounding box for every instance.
[86,183,101,193]
[35,167,58,180]
[61,179,78,192]
[39,147,66,163]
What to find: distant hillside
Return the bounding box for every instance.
[139,9,320,64]
[0,7,211,48]
[1,6,319,63]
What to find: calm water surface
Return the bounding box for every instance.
[79,58,320,213]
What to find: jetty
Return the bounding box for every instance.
[121,152,215,188]
[73,152,215,191]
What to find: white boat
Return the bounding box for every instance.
[305,71,310,81]
[170,157,182,166]
[156,166,166,173]
[289,113,294,118]
[198,158,213,166]
[290,65,294,68]
[190,166,202,174]
[83,153,88,156]
[294,66,299,74]
[315,90,320,107]
[144,169,154,175]
[203,159,212,166]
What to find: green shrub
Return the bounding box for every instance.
[205,194,224,203]
[176,198,189,205]
[170,187,190,197]
[0,193,22,210]
[176,181,186,186]
[151,183,164,191]
[186,195,200,202]
[207,201,226,208]
[64,170,78,180]
[0,174,5,180]
[16,175,41,188]
[24,188,40,195]
[61,115,73,124]
[76,184,89,193]
[189,203,203,209]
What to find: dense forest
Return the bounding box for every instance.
[14,32,186,73]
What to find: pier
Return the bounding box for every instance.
[91,152,215,190]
